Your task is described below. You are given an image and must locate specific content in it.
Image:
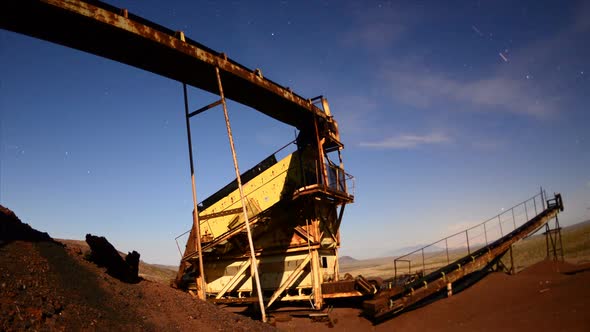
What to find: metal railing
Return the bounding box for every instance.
[325,161,355,197]
[393,188,548,284]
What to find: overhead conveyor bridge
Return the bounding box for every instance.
[0,0,338,133]
[363,192,564,322]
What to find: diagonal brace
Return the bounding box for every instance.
[294,225,315,243]
[215,259,252,299]
[266,254,311,309]
[188,99,222,118]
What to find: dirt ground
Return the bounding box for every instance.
[0,205,273,331]
[270,260,590,331]
[2,204,589,331]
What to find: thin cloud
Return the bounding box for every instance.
[574,1,590,31]
[359,132,451,149]
[345,20,406,51]
[470,139,505,151]
[330,94,378,136]
[379,61,555,118]
[342,3,415,51]
[376,2,590,120]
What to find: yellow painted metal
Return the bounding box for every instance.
[205,253,314,293]
[198,150,304,240]
[203,250,341,296]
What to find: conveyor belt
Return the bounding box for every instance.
[363,193,564,321]
[0,0,330,130]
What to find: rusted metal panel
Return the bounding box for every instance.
[321,280,356,294]
[0,0,330,130]
[210,297,259,304]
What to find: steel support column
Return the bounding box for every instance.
[310,245,324,309]
[182,83,206,300]
[215,67,267,322]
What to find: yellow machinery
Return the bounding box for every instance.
[2,0,374,320]
[0,0,366,316]
[174,97,367,309]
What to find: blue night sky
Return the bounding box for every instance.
[1,1,589,264]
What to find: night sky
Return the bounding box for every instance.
[1,0,589,264]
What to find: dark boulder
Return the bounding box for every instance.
[85,234,140,283]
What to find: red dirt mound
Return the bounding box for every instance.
[0,206,274,331]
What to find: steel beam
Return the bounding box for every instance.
[182,83,206,300]
[0,0,331,130]
[216,66,266,322]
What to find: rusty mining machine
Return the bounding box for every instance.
[172,97,372,309]
[0,0,376,317]
[1,0,567,324]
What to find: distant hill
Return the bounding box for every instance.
[384,244,446,257]
[566,219,590,230]
[151,264,178,271]
[339,256,358,264]
[385,245,425,257]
